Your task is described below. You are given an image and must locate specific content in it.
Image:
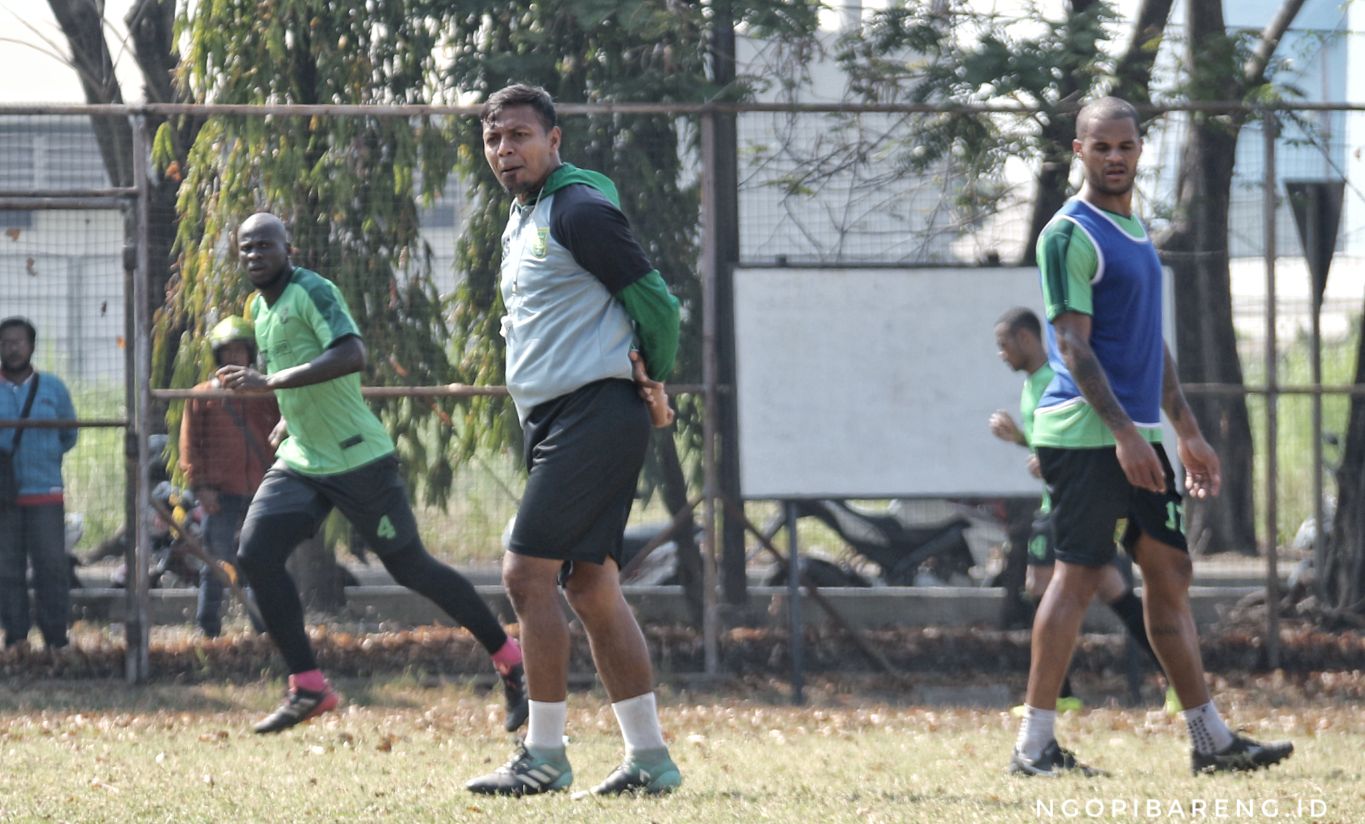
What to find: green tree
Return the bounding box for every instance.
[157,2,463,607]
[1157,0,1308,554]
[837,0,1171,262]
[160,0,459,496]
[839,0,1310,554]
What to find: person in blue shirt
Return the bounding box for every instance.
[0,317,77,654]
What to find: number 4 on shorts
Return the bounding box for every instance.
[377,515,397,540]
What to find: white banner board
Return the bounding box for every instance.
[732,267,1175,499]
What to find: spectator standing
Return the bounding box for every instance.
[0,317,78,654]
[179,315,280,637]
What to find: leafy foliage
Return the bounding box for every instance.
[154,1,460,501]
[835,0,1120,224]
[441,0,822,486]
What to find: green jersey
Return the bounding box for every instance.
[1020,363,1054,512]
[1033,201,1165,448]
[249,267,394,475]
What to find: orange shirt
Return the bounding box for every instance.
[178,379,280,497]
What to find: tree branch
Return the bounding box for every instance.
[1244,0,1310,86]
[45,0,134,185]
[124,0,178,105]
[1111,0,1174,105]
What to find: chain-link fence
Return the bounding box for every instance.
[0,114,130,556]
[1,101,1361,677]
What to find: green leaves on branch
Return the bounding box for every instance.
[157,1,459,503]
[442,0,820,475]
[835,0,1121,219]
[154,0,821,498]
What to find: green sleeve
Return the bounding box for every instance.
[617,269,680,381]
[303,276,360,346]
[1037,219,1097,320]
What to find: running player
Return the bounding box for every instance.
[220,212,528,734]
[990,306,1173,715]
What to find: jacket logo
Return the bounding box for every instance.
[530,227,549,258]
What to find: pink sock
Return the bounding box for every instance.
[491,637,523,675]
[292,669,327,692]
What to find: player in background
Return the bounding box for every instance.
[220,212,527,734]
[990,306,1175,716]
[1009,98,1292,777]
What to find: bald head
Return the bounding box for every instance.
[1076,97,1140,141]
[237,212,293,293]
[239,212,288,242]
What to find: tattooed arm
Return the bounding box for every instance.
[1161,343,1222,499]
[1161,344,1197,438]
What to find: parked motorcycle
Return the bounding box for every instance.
[782,499,987,587]
[87,481,207,589]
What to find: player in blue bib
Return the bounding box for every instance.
[1008,97,1291,778]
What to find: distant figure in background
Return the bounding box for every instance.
[0,316,78,654]
[989,306,1169,715]
[179,316,280,637]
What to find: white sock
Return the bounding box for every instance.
[611,692,667,756]
[1015,705,1056,761]
[524,700,567,753]
[1182,701,1234,754]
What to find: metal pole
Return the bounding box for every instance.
[1310,276,1326,607]
[126,115,153,683]
[785,501,805,705]
[1262,116,1281,670]
[699,108,721,676]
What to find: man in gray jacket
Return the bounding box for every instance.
[466,83,682,798]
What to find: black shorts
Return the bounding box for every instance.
[509,379,650,570]
[1036,443,1187,567]
[243,455,418,556]
[1026,510,1056,566]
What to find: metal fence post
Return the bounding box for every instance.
[1262,114,1281,671]
[700,106,721,676]
[126,113,153,683]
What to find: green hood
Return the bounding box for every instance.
[542,163,621,207]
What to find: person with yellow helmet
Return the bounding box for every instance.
[178,315,280,637]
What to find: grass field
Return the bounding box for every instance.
[0,675,1360,823]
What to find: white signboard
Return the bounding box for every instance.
[732,267,1175,499]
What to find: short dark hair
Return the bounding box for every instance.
[0,316,36,346]
[996,307,1041,338]
[1076,96,1141,140]
[480,84,557,133]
